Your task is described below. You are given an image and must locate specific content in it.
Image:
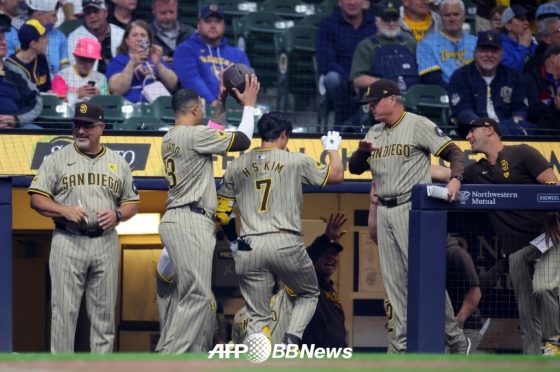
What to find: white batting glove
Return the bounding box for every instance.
[321,131,342,151]
[229,239,239,261]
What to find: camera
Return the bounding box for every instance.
[139,39,150,53]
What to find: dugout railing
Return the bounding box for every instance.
[408,184,560,353]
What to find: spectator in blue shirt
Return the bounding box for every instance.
[500,5,537,73]
[107,20,178,103]
[172,4,250,106]
[417,0,477,90]
[448,30,534,136]
[316,0,376,132]
[6,0,69,76]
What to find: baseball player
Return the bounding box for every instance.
[369,180,477,354]
[158,72,260,353]
[216,112,344,347]
[453,118,560,355]
[232,285,296,345]
[154,111,236,351]
[349,79,467,353]
[28,102,140,353]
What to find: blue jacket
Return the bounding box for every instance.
[173,33,251,103]
[448,62,528,125]
[501,33,537,73]
[316,7,376,81]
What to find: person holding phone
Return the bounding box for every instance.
[106,20,178,103]
[52,37,108,102]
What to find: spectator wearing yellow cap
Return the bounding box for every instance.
[5,19,51,92]
[52,37,108,102]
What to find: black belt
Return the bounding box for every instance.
[55,222,105,238]
[188,204,206,216]
[377,196,399,208]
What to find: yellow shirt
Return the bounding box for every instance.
[404,13,433,42]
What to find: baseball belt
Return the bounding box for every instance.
[54,222,106,238]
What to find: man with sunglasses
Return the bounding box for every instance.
[67,0,125,74]
[29,101,140,353]
[349,78,467,353]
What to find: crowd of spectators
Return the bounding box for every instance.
[1,0,560,134]
[316,0,560,135]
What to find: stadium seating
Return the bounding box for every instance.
[296,13,326,27]
[89,95,139,127]
[145,96,175,124]
[258,0,316,20]
[313,56,329,132]
[117,116,171,131]
[232,11,291,89]
[402,84,454,132]
[275,26,317,112]
[37,94,73,129]
[315,0,338,15]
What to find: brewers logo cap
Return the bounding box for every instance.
[73,102,105,123]
[476,30,502,49]
[199,4,224,19]
[358,79,401,104]
[457,117,502,138]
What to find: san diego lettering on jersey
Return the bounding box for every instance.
[369,144,411,161]
[241,161,284,177]
[62,173,121,193]
[161,141,181,157]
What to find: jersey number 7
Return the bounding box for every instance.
[255,178,273,212]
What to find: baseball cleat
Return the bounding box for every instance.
[449,335,471,355]
[543,343,560,356]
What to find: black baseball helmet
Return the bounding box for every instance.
[223,63,255,103]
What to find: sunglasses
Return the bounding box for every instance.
[73,123,102,132]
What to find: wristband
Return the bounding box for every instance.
[207,120,225,130]
[545,181,557,185]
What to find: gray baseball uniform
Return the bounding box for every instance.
[364,112,464,352]
[158,125,235,353]
[218,148,330,339]
[154,270,219,352]
[29,143,139,353]
[232,289,295,344]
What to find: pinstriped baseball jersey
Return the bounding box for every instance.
[217,148,331,236]
[162,125,235,212]
[365,112,452,198]
[29,143,140,227]
[232,289,296,344]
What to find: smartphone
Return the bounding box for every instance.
[139,39,150,53]
[88,81,96,87]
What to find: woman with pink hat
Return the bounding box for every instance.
[51,36,108,102]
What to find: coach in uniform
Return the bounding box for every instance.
[216,112,344,348]
[349,79,468,353]
[454,117,560,355]
[157,72,260,353]
[28,101,140,353]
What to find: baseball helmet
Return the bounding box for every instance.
[223,63,255,103]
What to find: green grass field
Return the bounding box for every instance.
[0,353,559,372]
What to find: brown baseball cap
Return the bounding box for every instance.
[73,102,104,123]
[359,79,401,104]
[306,236,343,263]
[457,117,502,138]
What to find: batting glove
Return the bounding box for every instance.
[321,131,342,151]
